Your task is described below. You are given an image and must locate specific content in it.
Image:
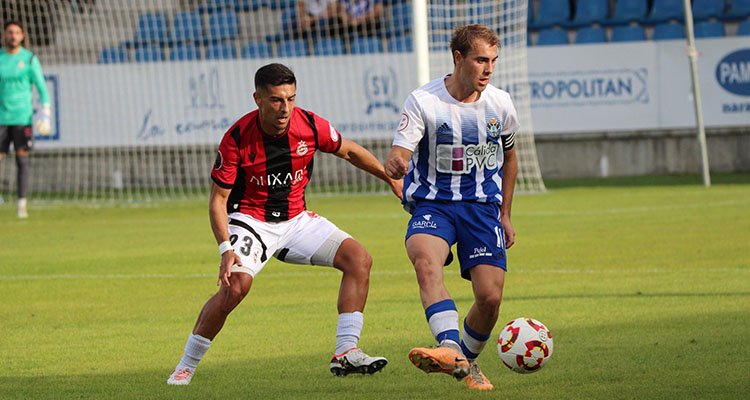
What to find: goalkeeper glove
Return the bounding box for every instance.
[35,105,52,136]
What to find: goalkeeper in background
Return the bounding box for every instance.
[0,20,51,218]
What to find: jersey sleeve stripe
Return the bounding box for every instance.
[331,135,343,153]
[502,131,516,151]
[211,175,234,189]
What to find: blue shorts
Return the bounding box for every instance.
[405,200,507,280]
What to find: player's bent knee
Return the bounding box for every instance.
[220,286,247,313]
[413,257,439,276]
[475,291,503,311]
[348,253,372,278]
[218,275,252,313]
[414,262,442,288]
[334,239,372,274]
[359,250,373,270]
[412,256,432,272]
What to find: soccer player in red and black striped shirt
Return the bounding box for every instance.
[167,63,402,385]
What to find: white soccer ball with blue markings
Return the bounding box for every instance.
[497,317,554,373]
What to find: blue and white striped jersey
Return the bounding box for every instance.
[393,75,520,212]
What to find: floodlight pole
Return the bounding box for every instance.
[413,0,430,85]
[683,0,711,187]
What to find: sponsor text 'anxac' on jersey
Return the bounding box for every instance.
[211,108,342,222]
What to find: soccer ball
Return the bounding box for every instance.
[497,317,554,373]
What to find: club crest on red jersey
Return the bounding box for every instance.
[296,140,309,156]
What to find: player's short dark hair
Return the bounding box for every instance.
[255,63,296,91]
[4,20,25,32]
[450,24,500,60]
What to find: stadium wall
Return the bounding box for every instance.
[535,128,750,178]
[525,37,750,178]
[6,1,750,192]
[26,128,749,192]
[30,38,748,181]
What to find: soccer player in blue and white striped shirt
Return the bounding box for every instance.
[385,24,519,391]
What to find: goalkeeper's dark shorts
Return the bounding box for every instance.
[0,125,33,153]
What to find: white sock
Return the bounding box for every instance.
[428,311,460,348]
[176,333,211,370]
[425,299,460,348]
[335,311,363,355]
[460,319,491,361]
[18,198,26,208]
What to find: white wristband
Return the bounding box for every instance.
[218,241,233,255]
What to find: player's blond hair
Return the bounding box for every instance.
[450,24,499,64]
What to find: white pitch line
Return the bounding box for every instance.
[328,198,750,220]
[2,199,747,227]
[1,267,747,282]
[514,199,750,217]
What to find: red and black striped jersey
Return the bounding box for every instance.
[211,107,342,222]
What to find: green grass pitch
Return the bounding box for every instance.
[1,175,749,399]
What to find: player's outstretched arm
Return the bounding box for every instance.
[209,183,242,286]
[335,139,403,200]
[30,57,52,135]
[385,145,412,180]
[501,147,518,249]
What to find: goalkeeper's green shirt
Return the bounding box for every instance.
[0,47,50,126]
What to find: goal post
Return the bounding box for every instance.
[0,0,544,203]
[417,0,546,194]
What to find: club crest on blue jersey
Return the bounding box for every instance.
[486,118,502,138]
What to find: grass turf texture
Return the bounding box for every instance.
[1,174,749,399]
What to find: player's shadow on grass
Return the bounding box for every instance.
[499,291,750,302]
[1,351,503,400]
[448,291,750,304]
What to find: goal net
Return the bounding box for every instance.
[0,0,544,203]
[425,0,545,194]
